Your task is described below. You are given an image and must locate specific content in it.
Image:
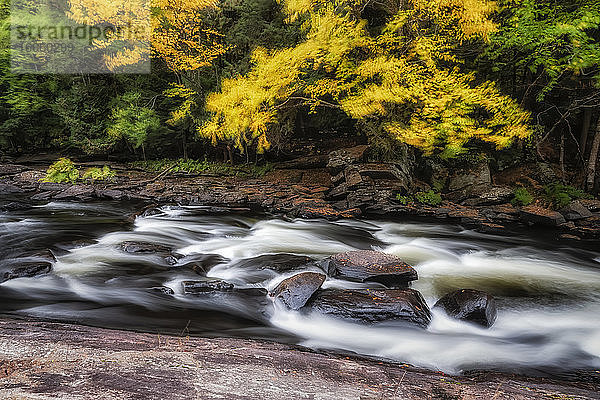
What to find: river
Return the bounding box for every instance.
[1,201,599,377]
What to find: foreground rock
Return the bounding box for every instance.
[434,289,497,328]
[0,318,596,400]
[306,288,431,328]
[322,250,417,287]
[270,272,326,310]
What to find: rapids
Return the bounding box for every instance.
[1,201,599,376]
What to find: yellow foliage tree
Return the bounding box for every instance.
[201,0,531,156]
[67,0,225,73]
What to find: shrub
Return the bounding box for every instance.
[414,190,442,206]
[42,158,79,184]
[396,194,411,205]
[396,190,442,206]
[511,187,533,206]
[82,166,116,182]
[543,183,591,209]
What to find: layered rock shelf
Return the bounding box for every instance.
[1,154,600,242]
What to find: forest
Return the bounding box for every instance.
[1,0,599,192]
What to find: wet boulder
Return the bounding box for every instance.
[434,289,497,328]
[232,254,315,272]
[270,272,326,310]
[2,262,52,283]
[305,288,431,328]
[182,280,268,297]
[0,202,33,212]
[150,286,175,295]
[120,241,173,254]
[174,253,228,275]
[322,250,417,287]
[225,254,317,284]
[183,280,234,294]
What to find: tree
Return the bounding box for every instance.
[200,0,531,157]
[482,0,600,189]
[107,91,161,160]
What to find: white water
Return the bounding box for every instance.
[2,203,600,375]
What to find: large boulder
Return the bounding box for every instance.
[447,162,491,192]
[327,145,369,174]
[173,253,228,274]
[520,206,566,226]
[559,201,593,221]
[225,254,317,284]
[322,250,417,287]
[233,254,315,272]
[462,186,514,206]
[53,185,96,202]
[434,289,497,328]
[270,272,326,310]
[305,288,431,328]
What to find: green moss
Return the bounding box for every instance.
[511,187,533,206]
[41,158,79,184]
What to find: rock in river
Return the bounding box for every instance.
[231,254,315,272]
[120,241,173,254]
[270,272,326,310]
[434,289,497,328]
[183,280,235,293]
[2,262,52,283]
[322,250,418,287]
[183,280,268,297]
[305,288,431,328]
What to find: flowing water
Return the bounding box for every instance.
[1,201,600,376]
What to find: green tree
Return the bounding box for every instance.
[107,91,161,160]
[483,0,600,189]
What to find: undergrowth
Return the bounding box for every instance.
[130,159,273,178]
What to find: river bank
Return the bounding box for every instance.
[1,157,600,243]
[0,317,597,399]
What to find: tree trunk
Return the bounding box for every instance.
[580,109,592,156]
[586,117,600,191]
[560,133,565,183]
[227,145,234,164]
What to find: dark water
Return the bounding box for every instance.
[1,201,600,376]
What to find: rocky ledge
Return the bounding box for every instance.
[0,318,597,399]
[1,151,600,242]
